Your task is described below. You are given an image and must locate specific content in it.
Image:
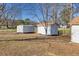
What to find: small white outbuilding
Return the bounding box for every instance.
[37,23,59,35]
[70,17,79,43]
[17,25,34,33]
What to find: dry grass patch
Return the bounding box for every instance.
[0,29,79,56]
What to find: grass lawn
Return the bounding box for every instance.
[58,28,71,35]
[0,29,16,32]
[0,29,78,56]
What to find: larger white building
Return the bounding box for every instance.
[70,17,79,43]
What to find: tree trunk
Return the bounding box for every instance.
[6,20,9,29]
[45,27,47,35]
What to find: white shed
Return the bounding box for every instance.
[17,25,34,33]
[37,23,59,35]
[70,17,79,43]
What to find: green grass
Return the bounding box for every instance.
[58,28,71,35]
[0,29,16,32]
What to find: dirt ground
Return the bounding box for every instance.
[0,29,79,56]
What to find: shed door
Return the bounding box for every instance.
[71,25,79,43]
[51,24,58,35]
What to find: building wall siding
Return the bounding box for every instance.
[17,25,34,33]
[37,26,46,35]
[71,25,79,43]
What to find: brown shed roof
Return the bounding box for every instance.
[69,17,79,25]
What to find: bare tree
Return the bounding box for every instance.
[0,3,22,29]
[25,3,55,35]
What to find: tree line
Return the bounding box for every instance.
[0,3,79,29]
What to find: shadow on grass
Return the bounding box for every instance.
[0,35,71,43]
[0,37,49,42]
